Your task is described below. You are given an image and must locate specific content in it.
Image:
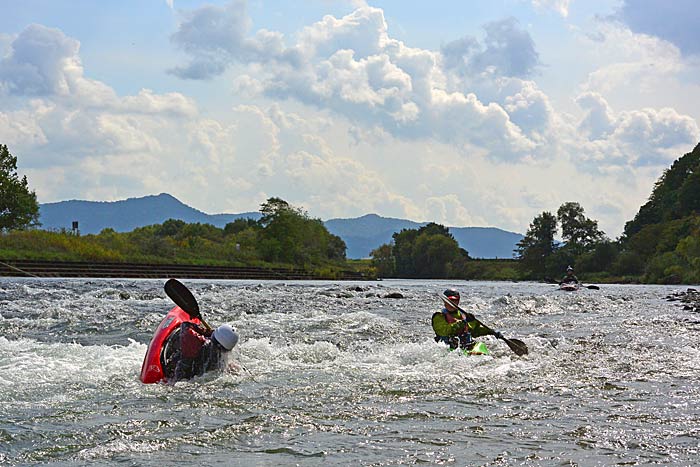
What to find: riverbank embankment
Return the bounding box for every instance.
[0,259,370,281]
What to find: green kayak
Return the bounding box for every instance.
[448,341,490,356]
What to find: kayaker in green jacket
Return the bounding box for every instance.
[432,288,496,351]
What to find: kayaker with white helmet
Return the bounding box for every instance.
[560,266,579,285]
[170,322,239,381]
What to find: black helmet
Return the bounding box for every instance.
[443,288,460,303]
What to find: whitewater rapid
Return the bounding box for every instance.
[1,278,698,465]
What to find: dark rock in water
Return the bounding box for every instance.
[383,292,404,299]
[350,286,366,292]
[119,291,130,300]
[667,288,700,313]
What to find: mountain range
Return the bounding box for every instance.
[38,193,523,259]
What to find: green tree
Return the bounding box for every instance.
[370,243,395,277]
[257,197,346,264]
[413,231,462,278]
[390,222,465,278]
[392,228,420,277]
[224,217,258,235]
[576,240,619,273]
[515,211,558,278]
[0,144,40,231]
[677,170,700,215]
[156,218,186,236]
[611,250,645,276]
[259,197,294,226]
[326,234,347,262]
[557,202,605,255]
[623,142,700,238]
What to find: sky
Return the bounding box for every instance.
[1,0,699,238]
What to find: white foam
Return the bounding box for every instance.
[0,337,145,394]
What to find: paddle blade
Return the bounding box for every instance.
[586,285,600,290]
[164,278,200,318]
[503,337,528,356]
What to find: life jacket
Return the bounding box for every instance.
[442,308,462,323]
[167,322,226,381]
[432,308,474,350]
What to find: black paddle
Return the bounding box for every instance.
[439,293,528,356]
[164,278,212,331]
[558,282,600,290]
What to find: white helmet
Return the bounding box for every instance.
[212,324,239,351]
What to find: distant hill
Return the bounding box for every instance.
[324,214,522,259]
[39,194,523,259]
[39,193,261,234]
[324,214,425,259]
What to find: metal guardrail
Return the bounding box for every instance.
[0,259,369,281]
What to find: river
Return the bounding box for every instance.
[1,278,699,466]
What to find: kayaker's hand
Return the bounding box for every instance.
[493,331,504,340]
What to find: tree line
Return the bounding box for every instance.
[0,195,348,270]
[369,142,700,284]
[515,143,700,284]
[3,141,700,283]
[1,143,349,270]
[369,223,520,280]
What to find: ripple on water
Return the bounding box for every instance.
[0,279,698,465]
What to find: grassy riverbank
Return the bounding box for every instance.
[0,229,375,279]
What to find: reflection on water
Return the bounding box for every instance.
[1,278,699,466]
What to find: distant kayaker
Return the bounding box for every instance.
[432,288,498,351]
[167,322,239,381]
[560,266,579,285]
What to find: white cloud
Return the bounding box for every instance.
[0,33,12,56]
[2,5,699,239]
[170,5,542,162]
[0,24,82,96]
[576,92,614,140]
[614,0,700,57]
[471,17,540,78]
[0,24,199,198]
[0,103,49,148]
[441,17,541,87]
[169,0,296,79]
[531,0,570,17]
[576,92,699,168]
[425,194,485,227]
[503,79,555,139]
[580,22,683,95]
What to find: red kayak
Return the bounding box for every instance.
[140,306,202,384]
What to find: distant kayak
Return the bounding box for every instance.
[559,282,580,292]
[139,306,202,384]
